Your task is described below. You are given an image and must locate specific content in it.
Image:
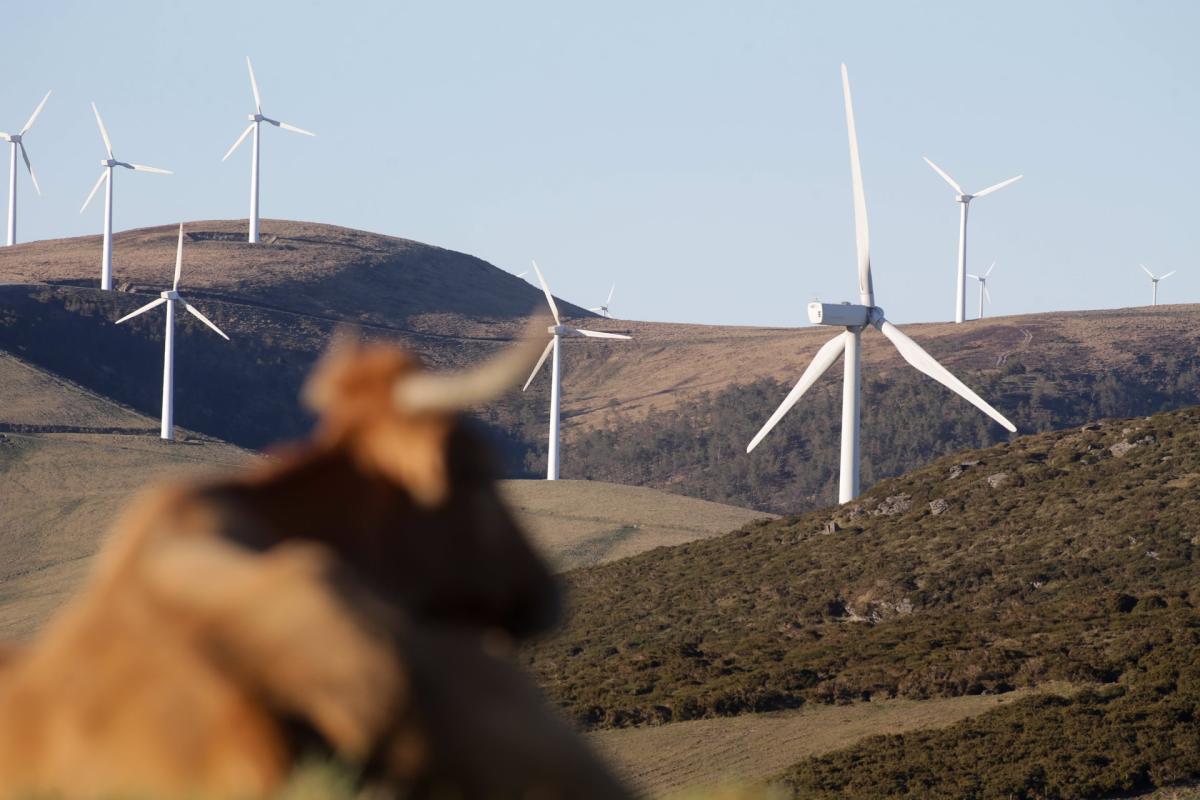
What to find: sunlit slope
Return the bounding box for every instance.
[500,479,773,570]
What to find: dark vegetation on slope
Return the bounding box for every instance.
[778,633,1200,799]
[526,406,1200,739]
[563,355,1200,513]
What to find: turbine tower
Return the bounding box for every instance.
[223,57,315,244]
[81,103,172,291]
[115,225,230,441]
[523,262,631,480]
[923,156,1022,324]
[590,284,616,318]
[2,91,51,246]
[747,65,1016,505]
[1140,265,1175,306]
[968,261,995,319]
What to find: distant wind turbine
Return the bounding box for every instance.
[746,65,1016,505]
[2,91,51,246]
[523,261,631,480]
[1140,265,1175,306]
[80,103,172,291]
[115,225,230,441]
[590,284,616,318]
[223,57,315,244]
[968,261,996,319]
[923,156,1022,324]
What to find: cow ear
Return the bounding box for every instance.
[302,329,362,413]
[360,417,453,508]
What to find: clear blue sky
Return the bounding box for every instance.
[5,0,1198,325]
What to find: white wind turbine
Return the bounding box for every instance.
[923,156,1022,324]
[1139,265,1175,306]
[2,91,51,246]
[523,261,631,480]
[223,57,315,244]
[81,103,172,291]
[115,225,230,441]
[746,65,1017,505]
[590,284,616,318]
[968,261,996,319]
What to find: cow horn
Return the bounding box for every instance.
[394,314,551,413]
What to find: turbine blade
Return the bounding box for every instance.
[971,174,1023,198]
[277,121,316,136]
[20,90,52,135]
[1139,264,1156,279]
[1160,270,1176,280]
[173,224,184,290]
[876,318,1016,432]
[80,170,107,213]
[922,156,963,194]
[530,260,561,325]
[115,296,167,324]
[606,283,615,305]
[571,328,632,340]
[91,102,113,158]
[967,273,981,281]
[247,56,262,113]
[841,64,873,306]
[522,339,555,391]
[184,303,230,340]
[128,163,172,175]
[222,123,255,161]
[19,143,40,195]
[747,332,848,453]
[984,285,992,304]
[985,260,996,277]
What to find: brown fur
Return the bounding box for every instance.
[0,340,618,799]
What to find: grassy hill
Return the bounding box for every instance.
[3,221,1199,515]
[526,404,1200,798]
[500,479,773,570]
[0,354,768,637]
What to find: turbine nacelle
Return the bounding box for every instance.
[955,194,973,204]
[1,133,22,144]
[807,302,878,328]
[160,289,181,301]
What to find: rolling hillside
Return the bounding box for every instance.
[2,221,1199,514]
[527,404,1200,798]
[0,352,768,637]
[500,479,773,570]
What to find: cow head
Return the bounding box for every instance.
[297,319,560,638]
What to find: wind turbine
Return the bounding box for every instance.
[522,261,631,480]
[923,156,1022,324]
[1139,265,1175,306]
[222,57,315,244]
[115,225,230,441]
[590,284,616,318]
[968,261,995,319]
[80,103,172,291]
[2,91,51,246]
[746,66,1017,505]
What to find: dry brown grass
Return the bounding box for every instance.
[501,479,773,571]
[587,686,1069,798]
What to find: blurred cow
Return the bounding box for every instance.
[0,320,629,799]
